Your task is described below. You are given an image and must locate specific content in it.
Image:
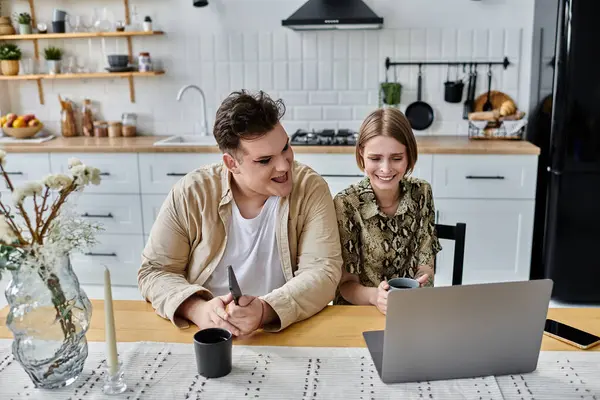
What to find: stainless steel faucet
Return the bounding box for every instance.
[176,84,209,136]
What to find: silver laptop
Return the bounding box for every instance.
[363,279,553,384]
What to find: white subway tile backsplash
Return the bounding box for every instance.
[457,29,474,59]
[200,35,215,61]
[489,29,506,59]
[349,62,364,90]
[364,61,380,91]
[280,92,308,106]
[289,62,303,90]
[216,62,231,94]
[273,33,288,61]
[309,121,338,131]
[215,35,229,62]
[244,33,259,62]
[324,107,352,121]
[229,33,244,62]
[318,32,333,60]
[274,62,288,90]
[426,29,442,60]
[230,63,244,90]
[394,29,410,60]
[288,33,303,61]
[333,62,348,90]
[353,106,377,120]
[410,29,427,61]
[259,32,273,61]
[333,32,348,60]
[244,62,259,90]
[473,29,490,60]
[340,92,368,105]
[302,32,318,60]
[441,29,457,60]
[505,29,523,60]
[309,92,338,105]
[304,61,318,90]
[364,31,379,60]
[318,62,333,90]
[378,31,395,61]
[283,121,309,133]
[259,62,274,90]
[348,31,364,60]
[295,106,322,121]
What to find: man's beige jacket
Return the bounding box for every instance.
[138,160,343,331]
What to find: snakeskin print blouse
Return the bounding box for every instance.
[333,176,442,305]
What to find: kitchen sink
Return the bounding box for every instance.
[153,135,218,147]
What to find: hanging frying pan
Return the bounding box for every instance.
[405,65,434,130]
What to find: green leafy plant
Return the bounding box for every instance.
[0,44,22,61]
[17,12,31,25]
[43,46,63,61]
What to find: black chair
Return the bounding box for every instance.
[435,223,466,286]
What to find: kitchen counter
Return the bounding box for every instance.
[0,135,540,155]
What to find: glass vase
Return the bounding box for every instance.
[4,253,92,389]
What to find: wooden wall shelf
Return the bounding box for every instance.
[0,71,165,81]
[0,31,164,41]
[0,0,165,104]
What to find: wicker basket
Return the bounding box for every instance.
[0,60,19,76]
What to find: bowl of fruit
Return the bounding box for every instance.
[0,113,44,139]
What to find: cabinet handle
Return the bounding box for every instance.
[81,212,114,218]
[166,173,187,177]
[84,252,117,257]
[321,174,364,178]
[5,171,23,175]
[99,172,110,176]
[465,175,505,180]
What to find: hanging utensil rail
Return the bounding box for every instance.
[384,56,511,71]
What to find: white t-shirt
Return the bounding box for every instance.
[205,196,286,297]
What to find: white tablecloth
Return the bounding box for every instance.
[0,339,598,399]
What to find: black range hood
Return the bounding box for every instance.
[282,0,384,30]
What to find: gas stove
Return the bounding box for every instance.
[289,129,358,146]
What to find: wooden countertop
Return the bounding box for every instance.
[0,135,541,155]
[1,301,596,350]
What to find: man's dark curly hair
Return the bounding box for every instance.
[213,90,286,154]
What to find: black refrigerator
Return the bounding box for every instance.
[527,0,600,302]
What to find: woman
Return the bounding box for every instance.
[333,108,442,314]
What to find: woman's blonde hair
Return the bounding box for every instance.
[355,108,418,175]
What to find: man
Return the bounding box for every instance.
[138,90,343,336]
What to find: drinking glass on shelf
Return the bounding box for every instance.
[20,58,34,75]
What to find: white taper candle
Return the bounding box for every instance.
[104,266,118,375]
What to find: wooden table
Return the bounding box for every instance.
[1,300,599,351]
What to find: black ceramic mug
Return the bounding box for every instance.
[193,328,232,378]
[388,277,420,291]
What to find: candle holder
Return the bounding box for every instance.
[103,360,127,395]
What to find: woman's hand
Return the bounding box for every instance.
[371,280,390,315]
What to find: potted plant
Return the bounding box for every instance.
[17,12,31,34]
[44,46,63,75]
[0,153,103,388]
[0,43,22,76]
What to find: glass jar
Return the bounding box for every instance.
[121,113,137,137]
[138,52,152,72]
[93,121,108,137]
[108,121,122,137]
[81,99,94,137]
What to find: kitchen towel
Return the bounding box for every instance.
[0,339,598,399]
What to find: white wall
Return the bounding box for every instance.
[4,0,535,136]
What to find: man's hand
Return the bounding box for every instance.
[371,280,389,315]
[177,293,241,336]
[226,295,265,336]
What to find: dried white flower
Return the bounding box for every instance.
[89,167,101,186]
[0,150,6,168]
[70,164,90,186]
[0,215,17,244]
[43,174,73,190]
[12,181,43,205]
[68,158,82,168]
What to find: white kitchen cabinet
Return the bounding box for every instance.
[69,194,143,235]
[432,155,537,200]
[434,198,535,286]
[139,153,222,194]
[141,194,169,236]
[0,153,50,192]
[50,153,140,194]
[70,234,145,286]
